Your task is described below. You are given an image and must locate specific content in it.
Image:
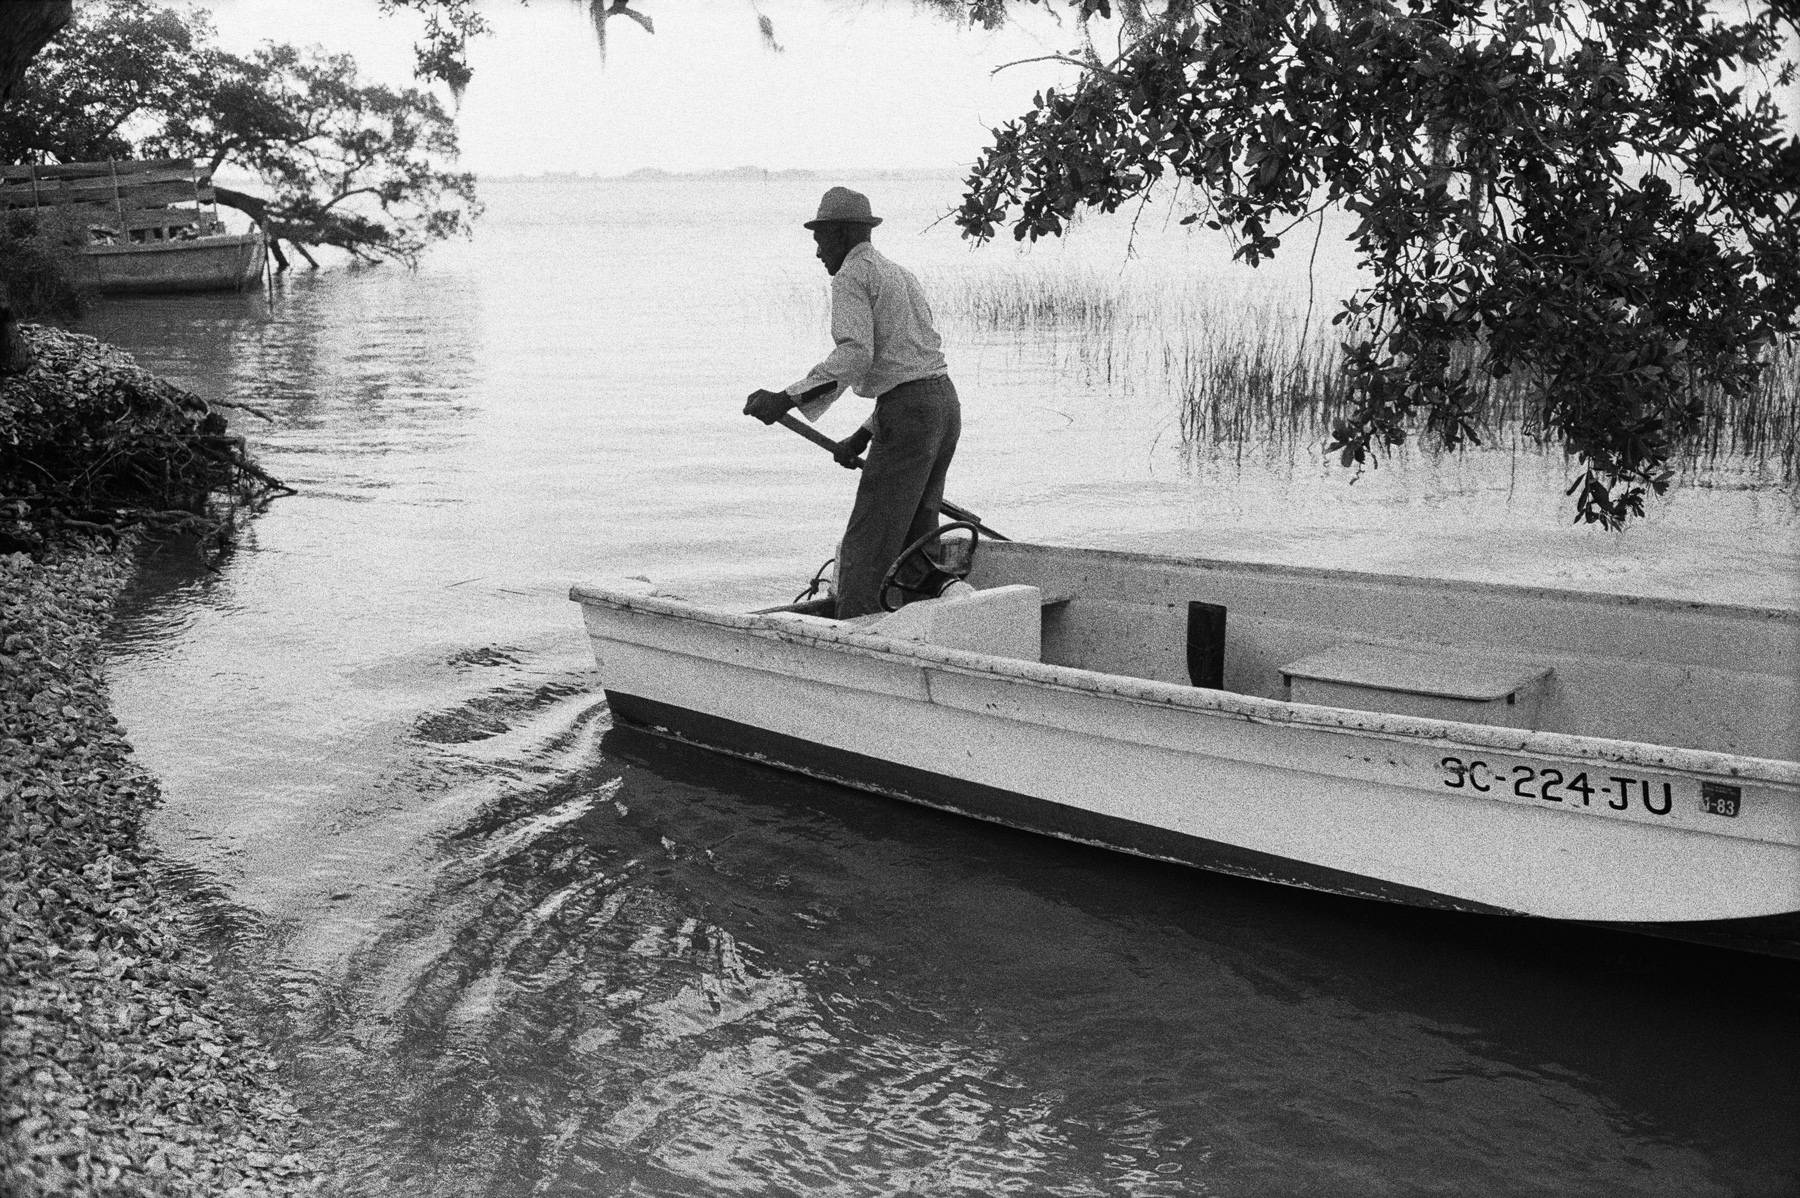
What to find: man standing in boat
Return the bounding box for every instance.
[743,186,961,619]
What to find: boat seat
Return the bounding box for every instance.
[1281,642,1554,729]
[853,584,1043,661]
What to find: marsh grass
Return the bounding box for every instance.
[931,264,1800,484]
[1677,337,1800,481]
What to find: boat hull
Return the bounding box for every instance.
[605,689,1800,958]
[79,231,264,294]
[605,688,1515,915]
[572,552,1800,957]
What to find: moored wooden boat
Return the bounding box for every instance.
[2,158,265,294]
[571,541,1800,957]
[76,228,264,294]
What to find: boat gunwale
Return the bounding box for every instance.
[990,540,1800,626]
[569,581,1800,788]
[81,230,265,259]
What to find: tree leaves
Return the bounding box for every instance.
[0,0,480,269]
[953,0,1800,526]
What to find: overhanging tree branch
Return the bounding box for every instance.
[951,0,1800,527]
[2,3,479,270]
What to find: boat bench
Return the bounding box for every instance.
[853,585,1043,661]
[761,586,1045,661]
[1280,642,1554,729]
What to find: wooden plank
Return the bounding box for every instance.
[115,180,205,207]
[109,157,195,178]
[0,165,210,211]
[30,157,192,180]
[1,159,196,184]
[0,197,115,220]
[0,179,69,203]
[0,199,201,233]
[4,179,202,209]
[82,167,197,191]
[120,209,201,232]
[27,172,196,200]
[0,179,91,205]
[19,161,117,180]
[0,203,210,232]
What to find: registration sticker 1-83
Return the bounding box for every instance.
[1700,781,1742,817]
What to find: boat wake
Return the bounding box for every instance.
[244,663,1221,1196]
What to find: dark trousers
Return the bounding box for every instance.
[836,376,961,618]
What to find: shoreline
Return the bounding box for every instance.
[1,539,323,1196]
[1,320,322,1194]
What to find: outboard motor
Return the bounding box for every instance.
[880,521,981,611]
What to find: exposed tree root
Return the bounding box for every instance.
[0,325,291,557]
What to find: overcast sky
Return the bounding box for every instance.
[200,0,1085,177]
[188,0,1800,177]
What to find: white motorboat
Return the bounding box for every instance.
[572,539,1800,956]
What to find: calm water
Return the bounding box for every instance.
[88,173,1799,1196]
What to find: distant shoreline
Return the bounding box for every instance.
[479,165,961,184]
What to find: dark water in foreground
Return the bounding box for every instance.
[105,569,1800,1196]
[90,174,1799,1195]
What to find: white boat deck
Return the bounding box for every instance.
[968,542,1798,763]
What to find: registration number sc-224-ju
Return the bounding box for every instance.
[1438,756,1743,819]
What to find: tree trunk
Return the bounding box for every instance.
[214,184,290,271]
[0,282,34,376]
[213,184,270,225]
[0,1,73,101]
[0,4,67,379]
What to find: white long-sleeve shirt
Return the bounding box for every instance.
[784,242,948,427]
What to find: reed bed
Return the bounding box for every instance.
[929,263,1800,484]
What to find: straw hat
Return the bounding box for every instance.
[804,186,883,229]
